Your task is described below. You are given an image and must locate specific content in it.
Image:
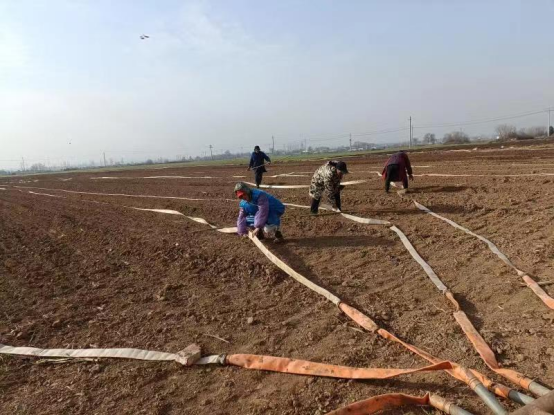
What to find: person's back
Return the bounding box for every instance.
[386,152,407,167]
[240,188,285,216]
[309,160,348,214]
[310,162,339,192]
[235,185,285,242]
[382,151,413,192]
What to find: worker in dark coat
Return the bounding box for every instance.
[381,151,413,192]
[248,145,271,188]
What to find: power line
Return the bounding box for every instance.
[352,127,410,138]
[265,107,547,149]
[3,107,551,170]
[415,109,546,129]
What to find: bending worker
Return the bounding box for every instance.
[382,150,413,192]
[248,145,271,188]
[235,182,285,242]
[309,160,348,215]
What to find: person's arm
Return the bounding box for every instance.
[237,208,248,235]
[253,193,269,228]
[382,156,391,176]
[263,152,271,163]
[403,153,413,178]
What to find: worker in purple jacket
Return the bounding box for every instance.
[234,182,285,243]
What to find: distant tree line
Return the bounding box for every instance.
[7,123,553,175]
[495,124,551,141]
[414,123,554,146]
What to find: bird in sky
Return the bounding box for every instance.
[140,35,150,40]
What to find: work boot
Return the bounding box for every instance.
[274,230,284,243]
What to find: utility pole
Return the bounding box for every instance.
[103,152,107,167]
[21,157,25,172]
[546,107,552,137]
[349,133,352,151]
[409,117,412,148]
[209,145,213,160]
[272,136,275,153]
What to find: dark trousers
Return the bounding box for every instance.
[254,170,264,187]
[311,191,341,214]
[385,164,408,192]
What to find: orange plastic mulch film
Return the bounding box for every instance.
[522,274,554,309]
[226,354,453,380]
[339,303,379,332]
[327,393,431,415]
[341,301,516,400]
[389,221,541,393]
[413,200,554,311]
[248,234,519,400]
[375,327,515,400]
[453,310,534,391]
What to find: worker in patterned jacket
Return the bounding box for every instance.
[234,182,285,242]
[309,160,348,215]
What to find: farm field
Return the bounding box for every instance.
[2,143,554,414]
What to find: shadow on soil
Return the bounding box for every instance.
[353,208,423,216]
[454,293,484,329]
[416,204,471,214]
[269,244,333,290]
[410,185,471,193]
[284,235,395,248]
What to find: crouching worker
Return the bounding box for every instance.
[309,160,348,215]
[382,151,413,192]
[235,182,285,242]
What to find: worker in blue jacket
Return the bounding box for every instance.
[248,145,271,188]
[234,182,285,242]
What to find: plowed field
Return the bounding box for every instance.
[2,143,554,414]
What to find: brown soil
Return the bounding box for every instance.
[1,142,554,414]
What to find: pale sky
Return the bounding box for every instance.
[1,0,553,169]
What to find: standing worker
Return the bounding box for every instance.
[382,151,413,192]
[309,160,348,215]
[234,182,285,242]
[248,145,271,188]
